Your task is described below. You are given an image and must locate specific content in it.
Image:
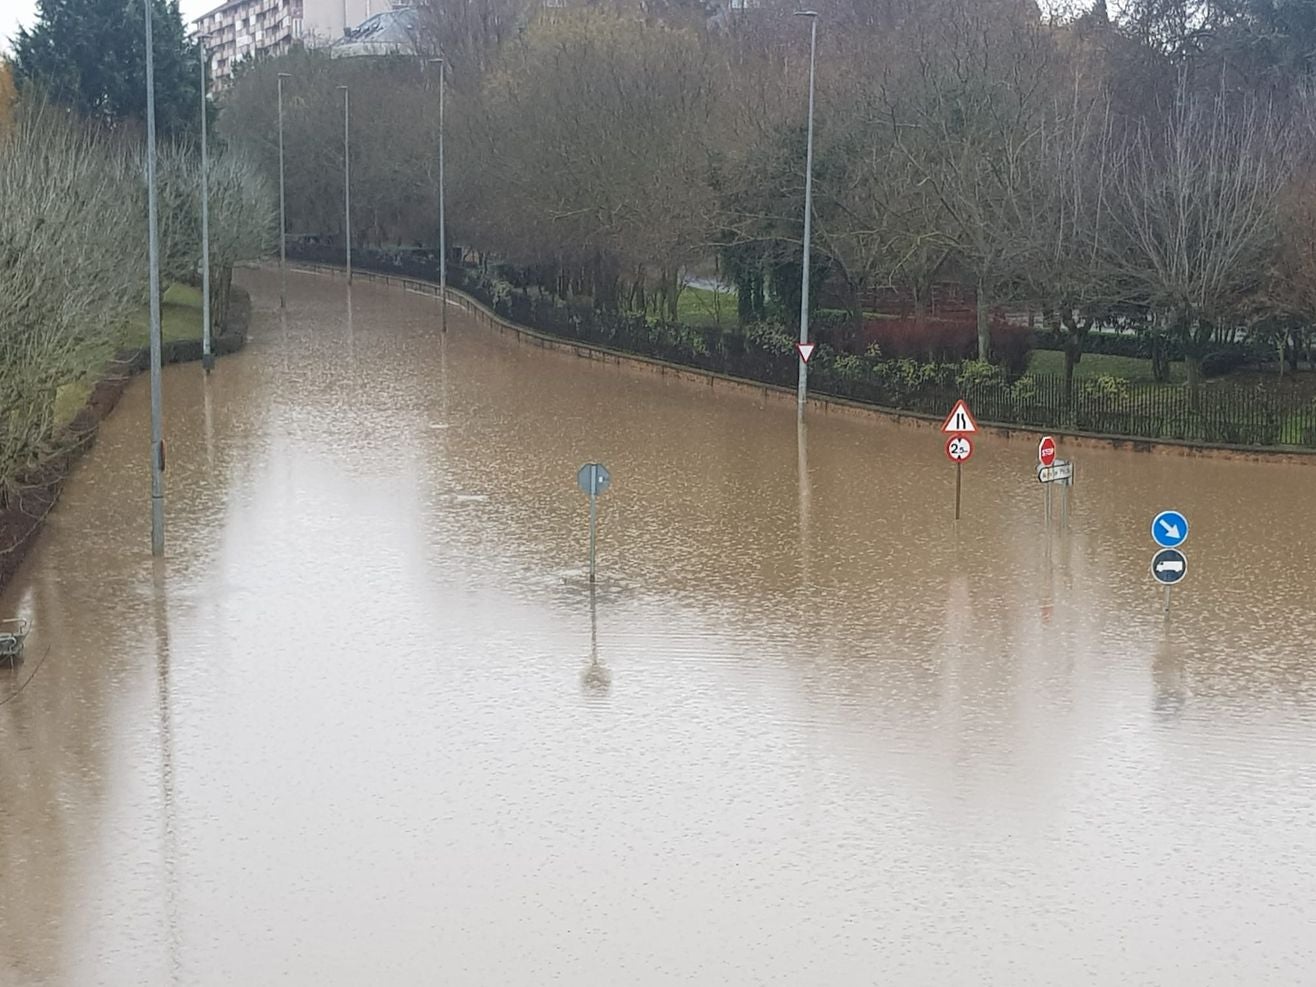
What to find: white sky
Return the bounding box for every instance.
[1,0,216,55]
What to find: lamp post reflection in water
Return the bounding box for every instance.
[150,566,181,981]
[581,583,610,697]
[797,417,812,587]
[277,72,290,309]
[201,373,215,472]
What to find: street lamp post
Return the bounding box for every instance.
[795,10,819,422]
[426,57,448,333]
[144,0,165,556]
[200,47,213,373]
[277,72,291,309]
[338,84,351,283]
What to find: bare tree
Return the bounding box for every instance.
[1108,85,1299,393]
[152,142,202,301]
[1023,76,1122,391]
[207,148,278,328]
[888,0,1056,360]
[0,101,144,498]
[467,8,721,314]
[412,0,538,92]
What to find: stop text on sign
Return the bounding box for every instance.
[1038,435,1057,467]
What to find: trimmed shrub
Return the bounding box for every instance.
[859,310,1032,372]
[1201,349,1249,378]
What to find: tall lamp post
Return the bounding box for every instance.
[337,84,351,283]
[200,46,213,372]
[144,0,166,555]
[277,72,291,309]
[794,10,818,422]
[427,57,447,333]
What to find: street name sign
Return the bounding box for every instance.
[1037,460,1073,484]
[1151,510,1188,549]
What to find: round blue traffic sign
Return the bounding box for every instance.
[1151,548,1188,584]
[1151,510,1189,549]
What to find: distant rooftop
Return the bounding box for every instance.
[330,5,419,57]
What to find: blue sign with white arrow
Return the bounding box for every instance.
[1151,510,1189,549]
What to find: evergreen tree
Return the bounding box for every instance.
[13,0,201,137]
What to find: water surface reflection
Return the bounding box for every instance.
[2,268,1314,984]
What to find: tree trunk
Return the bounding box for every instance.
[975,280,991,362]
[1150,326,1171,384]
[736,269,753,325]
[849,279,864,349]
[1185,354,1203,407]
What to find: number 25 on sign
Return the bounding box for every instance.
[945,435,973,462]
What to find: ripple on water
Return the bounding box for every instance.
[1,268,1313,985]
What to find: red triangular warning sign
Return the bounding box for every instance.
[796,342,816,364]
[940,399,978,434]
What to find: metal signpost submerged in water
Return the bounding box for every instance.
[1151,510,1189,613]
[1036,435,1075,528]
[577,463,611,583]
[941,400,977,520]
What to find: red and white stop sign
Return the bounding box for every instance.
[1038,436,1057,467]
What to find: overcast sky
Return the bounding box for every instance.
[1,0,215,55]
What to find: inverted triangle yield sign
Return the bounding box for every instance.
[796,342,816,364]
[940,399,978,434]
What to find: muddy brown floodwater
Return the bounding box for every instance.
[2,268,1315,985]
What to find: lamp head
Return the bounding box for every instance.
[794,9,818,16]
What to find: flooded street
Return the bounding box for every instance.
[2,268,1315,985]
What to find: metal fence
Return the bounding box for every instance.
[287,245,1316,450]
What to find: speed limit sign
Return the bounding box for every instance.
[945,434,974,463]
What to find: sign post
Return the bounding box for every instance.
[1150,510,1189,613]
[941,400,978,521]
[1037,455,1075,529]
[1039,436,1056,528]
[577,463,612,583]
[945,435,973,519]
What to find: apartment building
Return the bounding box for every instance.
[195,0,376,90]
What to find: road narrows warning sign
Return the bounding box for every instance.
[940,399,978,434]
